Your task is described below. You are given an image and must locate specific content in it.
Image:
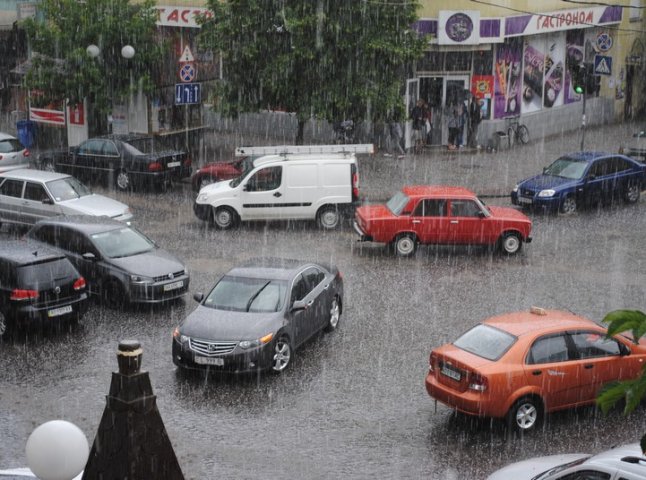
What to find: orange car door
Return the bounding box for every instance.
[523,333,581,411]
[568,331,642,403]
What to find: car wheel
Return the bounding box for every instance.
[41,159,55,172]
[624,182,641,204]
[199,176,215,190]
[115,169,132,191]
[317,206,340,230]
[271,335,292,373]
[0,310,13,339]
[211,206,239,230]
[101,279,125,310]
[559,195,577,215]
[507,396,543,433]
[323,295,341,333]
[394,233,417,257]
[499,232,522,255]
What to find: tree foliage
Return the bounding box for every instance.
[22,0,163,116]
[199,0,426,143]
[596,309,646,452]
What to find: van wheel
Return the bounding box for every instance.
[317,206,340,230]
[212,206,239,230]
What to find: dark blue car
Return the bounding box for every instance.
[511,152,646,214]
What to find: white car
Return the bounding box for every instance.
[0,132,30,174]
[487,443,646,479]
[0,169,133,227]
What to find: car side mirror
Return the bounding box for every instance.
[41,197,53,205]
[82,252,96,261]
[242,184,249,191]
[587,174,596,181]
[619,343,631,356]
[477,210,486,218]
[291,299,307,311]
[193,292,204,303]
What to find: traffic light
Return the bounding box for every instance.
[569,64,586,94]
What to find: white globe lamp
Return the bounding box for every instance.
[121,45,135,59]
[26,420,89,480]
[86,44,100,58]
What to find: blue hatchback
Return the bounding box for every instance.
[511,151,646,214]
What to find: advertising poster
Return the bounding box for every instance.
[471,75,493,120]
[543,32,566,109]
[565,29,584,104]
[522,37,546,114]
[494,38,523,119]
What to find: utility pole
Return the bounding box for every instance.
[580,64,587,151]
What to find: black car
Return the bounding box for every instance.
[172,258,343,374]
[0,241,88,337]
[25,216,190,308]
[38,134,192,191]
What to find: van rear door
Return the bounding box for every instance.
[281,163,319,220]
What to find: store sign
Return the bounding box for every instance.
[155,6,213,28]
[505,6,622,37]
[438,11,480,45]
[29,108,65,125]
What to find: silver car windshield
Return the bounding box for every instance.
[90,227,155,258]
[203,275,287,313]
[543,157,588,180]
[46,177,91,201]
[386,191,410,215]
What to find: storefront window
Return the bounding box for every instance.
[473,50,493,75]
[445,52,472,72]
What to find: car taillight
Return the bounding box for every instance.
[352,172,359,200]
[24,149,30,157]
[148,162,162,172]
[336,270,343,280]
[73,277,86,291]
[468,372,488,392]
[429,352,438,373]
[10,289,39,301]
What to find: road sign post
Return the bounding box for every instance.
[175,83,201,105]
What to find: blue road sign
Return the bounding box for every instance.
[175,83,201,105]
[594,55,612,76]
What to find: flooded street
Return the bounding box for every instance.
[1,123,645,479]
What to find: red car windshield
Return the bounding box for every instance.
[386,191,410,215]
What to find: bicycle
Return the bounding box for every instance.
[506,116,530,148]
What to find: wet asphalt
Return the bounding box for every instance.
[1,122,645,479]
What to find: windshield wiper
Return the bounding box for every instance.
[246,281,271,312]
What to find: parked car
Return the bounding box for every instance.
[194,144,369,230]
[619,129,646,162]
[172,258,343,374]
[425,307,646,433]
[25,216,189,309]
[0,169,132,228]
[0,132,30,174]
[37,134,191,192]
[511,151,646,214]
[191,156,247,192]
[487,443,646,479]
[0,241,88,338]
[354,185,532,257]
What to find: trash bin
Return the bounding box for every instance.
[16,120,36,148]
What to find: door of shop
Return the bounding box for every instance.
[419,75,469,146]
[404,78,419,151]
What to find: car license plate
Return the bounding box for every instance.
[163,280,184,291]
[518,196,533,204]
[441,364,461,382]
[167,161,181,168]
[194,356,224,366]
[48,305,73,318]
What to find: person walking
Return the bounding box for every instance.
[468,97,482,148]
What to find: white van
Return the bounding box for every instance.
[193,144,372,229]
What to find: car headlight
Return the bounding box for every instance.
[538,189,556,197]
[239,333,274,349]
[130,274,153,283]
[197,193,209,202]
[512,184,519,193]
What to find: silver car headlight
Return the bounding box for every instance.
[197,193,209,202]
[130,274,153,284]
[538,189,556,197]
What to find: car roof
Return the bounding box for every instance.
[401,185,476,199]
[0,169,70,182]
[96,134,152,143]
[0,240,65,265]
[584,443,646,474]
[228,258,325,281]
[561,151,614,162]
[483,308,599,337]
[0,132,18,141]
[32,215,125,235]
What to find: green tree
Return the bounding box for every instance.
[21,0,164,133]
[597,309,646,453]
[199,0,426,144]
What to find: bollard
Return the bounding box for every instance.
[82,340,185,480]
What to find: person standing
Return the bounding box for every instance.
[456,101,467,147]
[468,97,482,148]
[410,99,425,153]
[447,106,459,150]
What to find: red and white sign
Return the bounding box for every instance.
[155,6,213,29]
[30,108,65,125]
[511,6,622,36]
[68,103,85,126]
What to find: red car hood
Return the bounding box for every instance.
[488,205,531,222]
[356,204,394,221]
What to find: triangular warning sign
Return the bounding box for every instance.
[596,58,610,74]
[179,46,194,63]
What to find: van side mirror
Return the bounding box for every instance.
[42,197,54,205]
[193,292,204,303]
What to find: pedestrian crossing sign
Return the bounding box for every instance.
[594,55,612,76]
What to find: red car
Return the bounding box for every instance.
[191,157,247,192]
[353,185,532,256]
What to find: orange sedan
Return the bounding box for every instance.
[425,308,646,432]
